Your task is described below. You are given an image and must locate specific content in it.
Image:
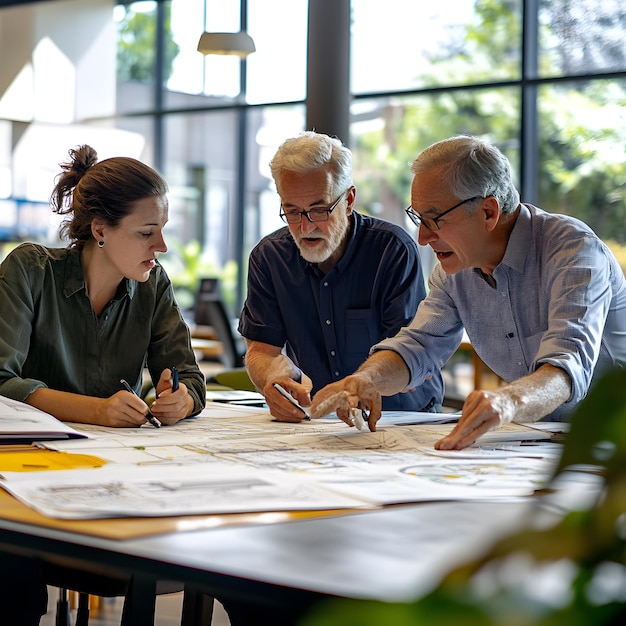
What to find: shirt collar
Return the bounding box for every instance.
[499,203,531,273]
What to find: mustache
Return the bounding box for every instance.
[297,231,326,241]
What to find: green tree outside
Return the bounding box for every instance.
[352,0,626,248]
[116,3,179,83]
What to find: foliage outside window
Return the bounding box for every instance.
[351,0,626,251]
[116,1,179,83]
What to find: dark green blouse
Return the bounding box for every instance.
[0,243,205,416]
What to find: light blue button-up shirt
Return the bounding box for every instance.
[374,204,626,419]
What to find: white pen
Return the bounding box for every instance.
[350,408,369,431]
[273,383,311,420]
[120,379,162,428]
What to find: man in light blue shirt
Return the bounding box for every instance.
[311,135,626,449]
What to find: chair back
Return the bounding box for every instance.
[194,280,245,369]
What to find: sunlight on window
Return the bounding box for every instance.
[351,0,480,93]
[33,37,74,123]
[0,63,34,122]
[0,121,11,199]
[12,123,145,202]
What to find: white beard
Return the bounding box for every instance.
[294,212,349,264]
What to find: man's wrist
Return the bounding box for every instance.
[351,369,376,387]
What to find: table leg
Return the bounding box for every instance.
[120,576,157,626]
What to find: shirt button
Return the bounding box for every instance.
[334,371,339,376]
[330,350,336,356]
[326,319,331,325]
[324,282,328,287]
[517,362,523,366]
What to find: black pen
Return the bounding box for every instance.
[120,378,162,428]
[171,366,179,392]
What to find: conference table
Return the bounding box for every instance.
[0,406,579,625]
[0,496,555,625]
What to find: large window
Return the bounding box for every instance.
[113,0,308,309]
[0,0,625,312]
[350,0,626,253]
[351,0,523,93]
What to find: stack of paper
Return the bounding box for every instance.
[0,397,88,444]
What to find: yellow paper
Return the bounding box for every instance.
[0,450,106,472]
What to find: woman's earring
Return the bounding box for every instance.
[98,240,105,248]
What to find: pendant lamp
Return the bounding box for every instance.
[197,31,256,58]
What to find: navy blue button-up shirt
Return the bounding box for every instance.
[239,211,443,411]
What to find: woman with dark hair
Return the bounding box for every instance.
[0,144,205,426]
[0,145,206,625]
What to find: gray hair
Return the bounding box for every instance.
[410,135,520,214]
[269,131,353,197]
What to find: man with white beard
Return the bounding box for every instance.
[238,131,442,422]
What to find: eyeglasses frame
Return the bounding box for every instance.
[405,195,484,231]
[279,190,348,224]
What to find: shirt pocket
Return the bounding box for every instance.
[343,309,376,357]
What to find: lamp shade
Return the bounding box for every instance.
[197,31,256,58]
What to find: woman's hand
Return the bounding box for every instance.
[150,368,193,425]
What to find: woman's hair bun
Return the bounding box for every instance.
[69,145,98,175]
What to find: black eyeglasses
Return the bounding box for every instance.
[405,195,483,231]
[280,191,347,224]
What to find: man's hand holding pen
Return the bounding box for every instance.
[264,378,312,422]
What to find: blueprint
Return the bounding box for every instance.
[0,404,565,519]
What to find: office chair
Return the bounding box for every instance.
[194,280,245,369]
[209,367,255,392]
